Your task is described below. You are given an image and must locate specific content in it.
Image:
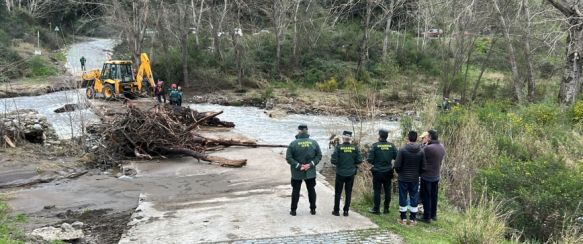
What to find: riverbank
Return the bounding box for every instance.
[187,87,418,119]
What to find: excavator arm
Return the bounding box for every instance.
[135,53,155,92]
[81,69,101,81]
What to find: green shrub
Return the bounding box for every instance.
[27,56,58,77]
[478,156,583,241]
[570,100,583,124]
[521,102,560,126]
[400,116,413,139]
[316,77,338,92]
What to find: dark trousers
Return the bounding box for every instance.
[421,179,439,219]
[81,64,85,71]
[372,171,392,211]
[398,180,419,220]
[334,174,355,212]
[291,178,317,211]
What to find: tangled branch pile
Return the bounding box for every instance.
[89,106,246,168]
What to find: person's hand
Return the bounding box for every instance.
[302,163,311,171]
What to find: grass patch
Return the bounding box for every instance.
[0,200,25,244]
[352,195,461,244]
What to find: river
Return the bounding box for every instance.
[1,38,400,145]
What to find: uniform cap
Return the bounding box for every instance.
[342,131,353,136]
[298,124,308,130]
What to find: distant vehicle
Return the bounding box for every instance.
[423,28,443,37]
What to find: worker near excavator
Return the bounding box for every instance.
[330,130,362,217]
[80,56,86,71]
[177,86,183,106]
[169,84,181,106]
[286,124,322,216]
[154,80,166,104]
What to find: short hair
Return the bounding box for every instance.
[408,131,418,142]
[428,130,438,140]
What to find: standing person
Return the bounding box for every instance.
[394,131,425,225]
[331,131,362,217]
[286,124,323,216]
[169,84,180,106]
[154,80,166,104]
[420,130,446,223]
[177,86,183,107]
[367,129,398,215]
[80,56,86,71]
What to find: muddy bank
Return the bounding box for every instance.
[0,75,81,99]
[187,88,416,119]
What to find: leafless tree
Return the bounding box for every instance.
[161,0,193,87]
[108,0,150,66]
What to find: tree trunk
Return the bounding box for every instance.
[522,0,536,102]
[381,1,394,61]
[356,0,372,75]
[292,0,301,69]
[559,20,583,105]
[492,0,523,103]
[471,38,497,100]
[181,38,189,87]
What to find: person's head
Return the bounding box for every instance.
[419,131,430,144]
[178,86,182,91]
[298,124,308,134]
[444,97,449,101]
[378,129,389,141]
[342,131,353,143]
[171,83,177,89]
[428,129,438,141]
[407,131,418,143]
[157,80,163,87]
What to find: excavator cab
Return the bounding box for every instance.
[83,53,155,100]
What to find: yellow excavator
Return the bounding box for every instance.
[82,53,155,99]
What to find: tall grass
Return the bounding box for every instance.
[452,193,511,244]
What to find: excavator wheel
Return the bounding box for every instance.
[86,87,95,99]
[103,84,115,100]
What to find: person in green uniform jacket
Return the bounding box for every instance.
[367,129,398,214]
[286,124,322,216]
[169,84,180,106]
[331,131,362,217]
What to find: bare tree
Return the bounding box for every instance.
[271,0,294,77]
[161,0,193,87]
[546,0,583,105]
[492,0,525,103]
[381,0,406,60]
[108,0,150,66]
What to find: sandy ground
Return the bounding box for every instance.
[119,135,377,243]
[3,130,377,243]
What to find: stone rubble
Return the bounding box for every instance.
[1,109,58,144]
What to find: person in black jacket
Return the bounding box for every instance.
[420,130,446,223]
[394,131,425,225]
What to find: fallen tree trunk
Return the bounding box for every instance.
[158,147,247,167]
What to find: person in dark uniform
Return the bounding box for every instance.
[331,131,362,217]
[80,56,86,71]
[367,129,398,214]
[286,124,323,216]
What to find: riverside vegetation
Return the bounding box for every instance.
[2,1,583,243]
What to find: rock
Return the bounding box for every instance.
[71,221,84,229]
[30,224,84,241]
[32,124,42,130]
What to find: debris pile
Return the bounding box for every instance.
[88,106,250,168]
[1,109,58,147]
